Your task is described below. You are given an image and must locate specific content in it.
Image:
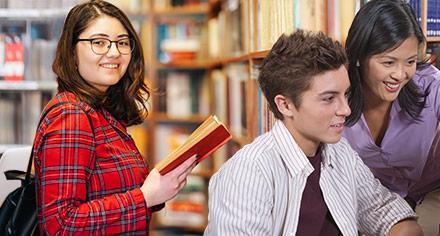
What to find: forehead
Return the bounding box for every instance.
[80,15,128,37]
[306,66,350,94]
[372,36,419,59]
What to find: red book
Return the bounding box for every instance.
[155,115,231,175]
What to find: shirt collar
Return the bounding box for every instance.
[271,120,334,176]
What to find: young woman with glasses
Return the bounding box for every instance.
[32,1,196,234]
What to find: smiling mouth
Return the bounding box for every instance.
[384,82,400,90]
[100,63,119,69]
[330,123,344,128]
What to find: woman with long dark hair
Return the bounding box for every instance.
[344,0,440,234]
[33,1,196,234]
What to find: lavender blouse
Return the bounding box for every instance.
[343,64,440,200]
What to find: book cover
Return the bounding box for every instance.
[155,115,231,175]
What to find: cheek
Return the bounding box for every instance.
[77,56,96,80]
[123,57,131,71]
[409,66,417,78]
[310,107,332,125]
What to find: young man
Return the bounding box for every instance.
[204,30,422,236]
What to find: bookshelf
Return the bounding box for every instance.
[1,0,440,235]
[0,4,70,145]
[407,0,440,68]
[116,0,217,234]
[207,0,440,150]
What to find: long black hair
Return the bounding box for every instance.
[345,0,428,126]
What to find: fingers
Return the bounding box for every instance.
[168,155,198,177]
[177,162,195,182]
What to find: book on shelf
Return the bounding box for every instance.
[155,115,232,175]
[156,175,207,228]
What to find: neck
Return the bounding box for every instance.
[282,119,320,157]
[363,89,392,114]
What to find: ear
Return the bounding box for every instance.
[274,94,295,118]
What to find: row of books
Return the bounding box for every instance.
[0,34,24,81]
[207,0,365,56]
[0,92,44,144]
[155,70,209,118]
[208,1,242,59]
[156,20,206,63]
[408,0,423,24]
[0,34,57,82]
[211,62,276,141]
[409,0,440,37]
[157,176,207,228]
[235,0,363,52]
[427,0,440,37]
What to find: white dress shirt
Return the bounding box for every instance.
[205,120,416,236]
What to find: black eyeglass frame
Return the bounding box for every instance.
[76,38,135,55]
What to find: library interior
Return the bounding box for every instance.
[0,0,439,235]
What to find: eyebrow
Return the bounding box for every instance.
[88,33,130,38]
[378,54,418,60]
[318,87,350,96]
[318,91,339,96]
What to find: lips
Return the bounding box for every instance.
[330,123,344,128]
[383,81,400,92]
[100,63,119,69]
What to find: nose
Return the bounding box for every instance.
[106,42,120,57]
[336,97,351,117]
[390,64,407,81]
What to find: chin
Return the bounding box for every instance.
[323,135,342,144]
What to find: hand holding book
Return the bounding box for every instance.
[142,156,197,207]
[155,115,232,175]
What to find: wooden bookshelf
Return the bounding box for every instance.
[0,7,65,145]
[133,0,440,234]
[157,61,217,69]
[427,37,440,43]
[129,0,217,234]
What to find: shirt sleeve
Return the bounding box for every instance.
[417,65,440,119]
[407,65,440,200]
[353,150,417,235]
[35,104,150,235]
[407,130,440,201]
[204,155,273,235]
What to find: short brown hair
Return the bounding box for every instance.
[53,0,149,126]
[258,30,347,120]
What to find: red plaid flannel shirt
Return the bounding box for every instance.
[33,92,161,235]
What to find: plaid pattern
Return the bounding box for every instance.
[33,92,159,235]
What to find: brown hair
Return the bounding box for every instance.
[258,30,347,120]
[52,0,149,126]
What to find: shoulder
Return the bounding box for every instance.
[44,91,95,114]
[324,138,358,167]
[326,137,355,154]
[212,132,276,185]
[40,92,97,133]
[413,64,440,89]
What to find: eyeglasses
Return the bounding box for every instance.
[76,38,134,55]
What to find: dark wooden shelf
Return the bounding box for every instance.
[427,37,440,43]
[157,60,215,69]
